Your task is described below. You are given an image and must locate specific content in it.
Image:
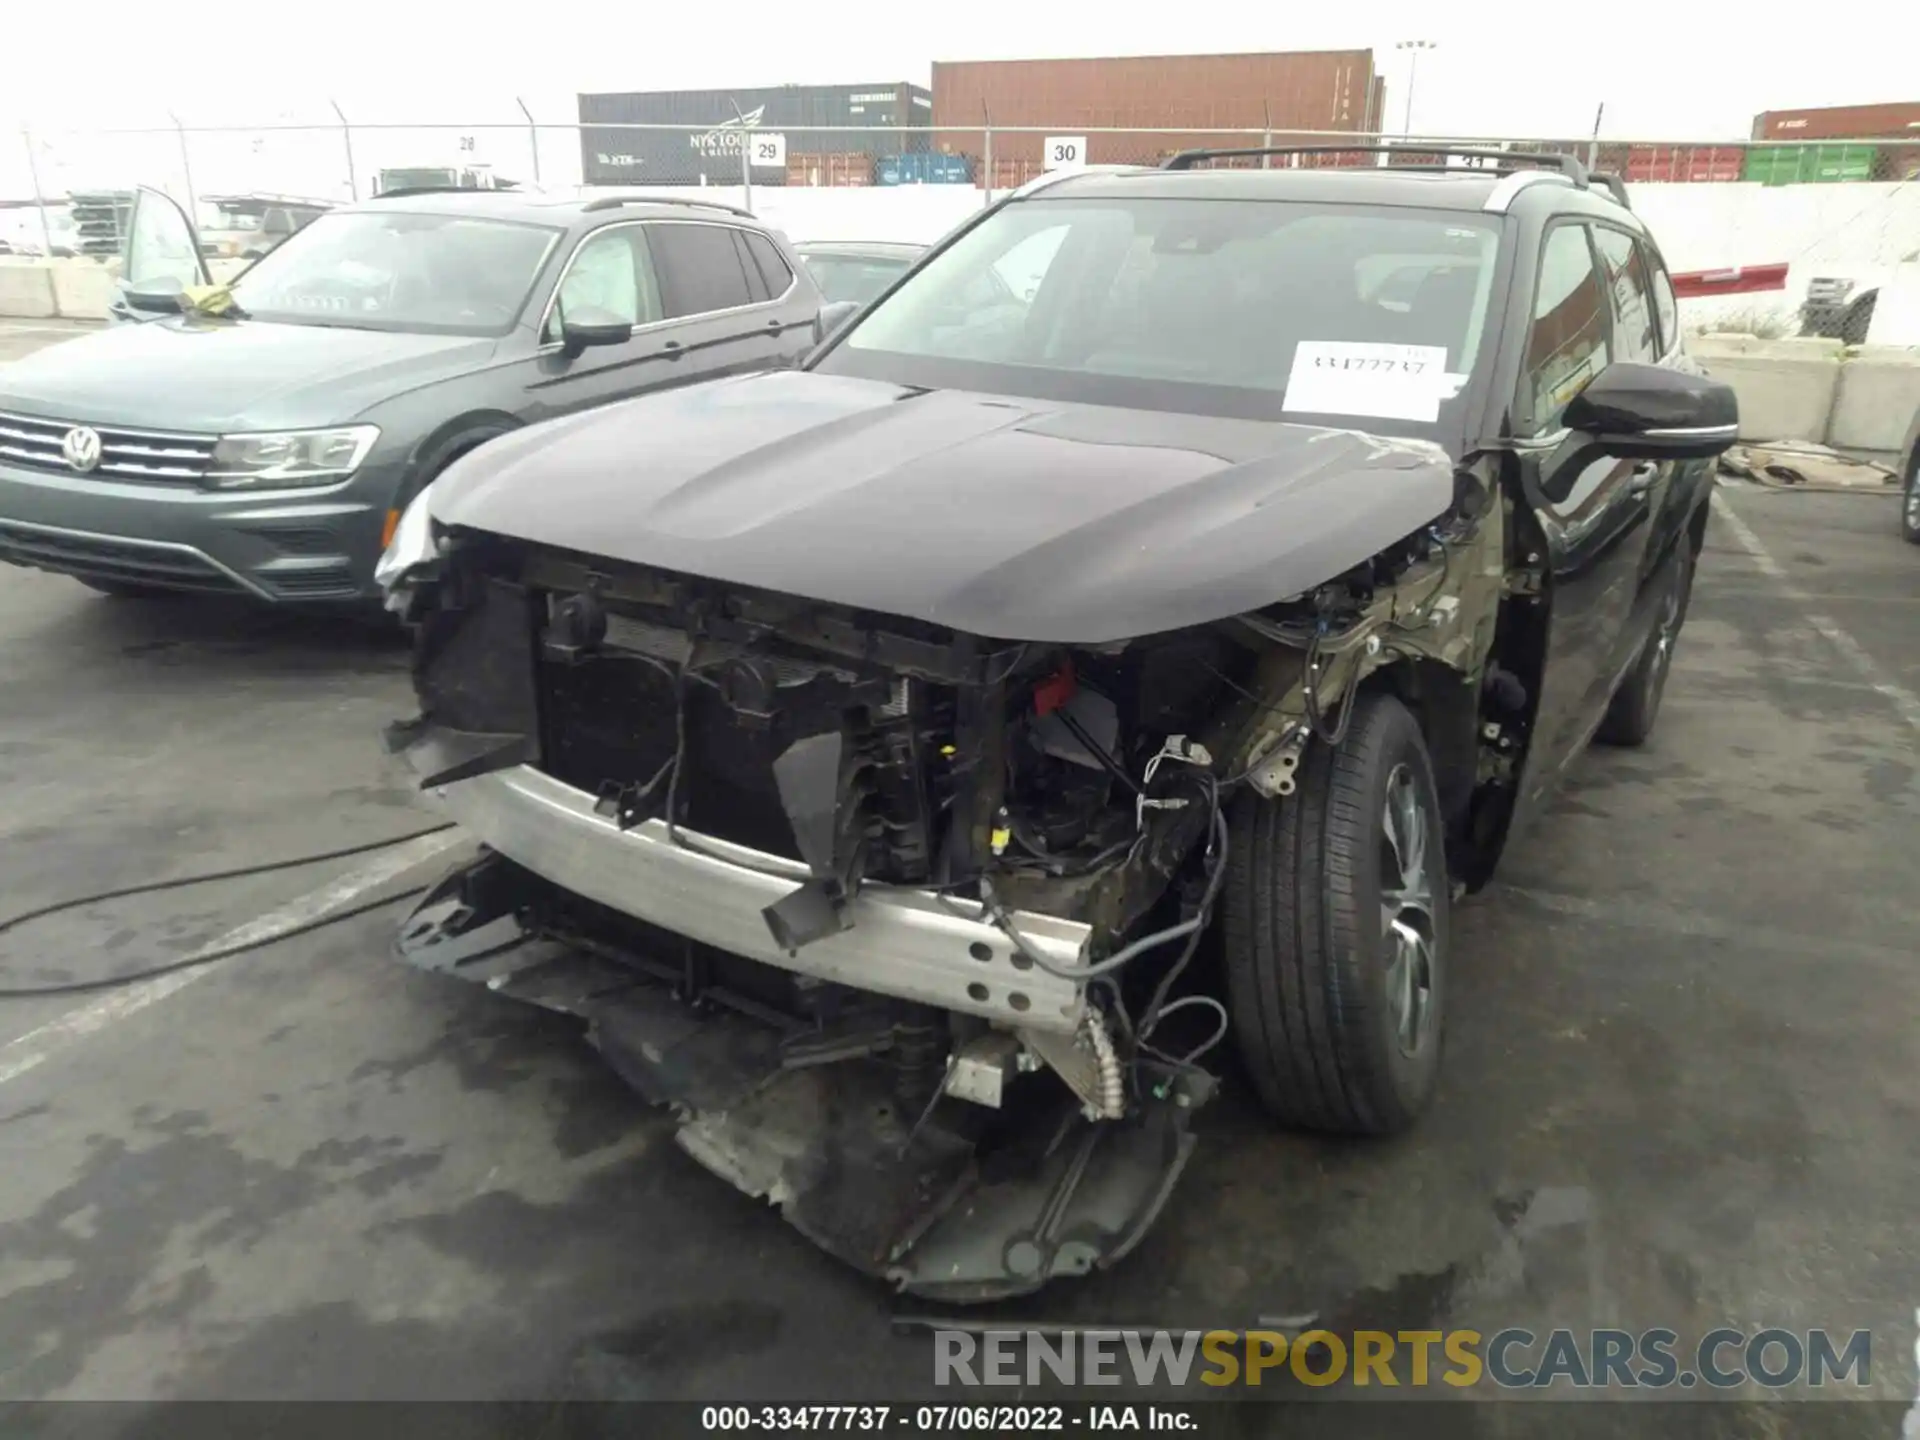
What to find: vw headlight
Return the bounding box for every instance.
[373,483,442,605]
[204,426,379,489]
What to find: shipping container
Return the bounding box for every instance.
[875,152,973,185]
[1751,100,1920,142]
[578,83,930,187]
[931,49,1377,179]
[1743,143,1880,185]
[1623,144,1744,183]
[785,152,876,187]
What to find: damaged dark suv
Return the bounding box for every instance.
[379,149,1737,1301]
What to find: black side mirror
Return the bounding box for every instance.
[122,278,186,314]
[1563,362,1739,461]
[558,309,633,358]
[815,299,861,343]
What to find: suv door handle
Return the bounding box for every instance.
[661,339,683,360]
[1626,461,1659,495]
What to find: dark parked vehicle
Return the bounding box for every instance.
[197,193,335,262]
[794,240,925,305]
[1799,275,1879,344]
[0,187,825,605]
[381,150,1736,1299]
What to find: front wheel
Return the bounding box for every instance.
[1901,449,1920,545]
[1222,692,1450,1136]
[1596,544,1693,746]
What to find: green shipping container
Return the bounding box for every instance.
[1742,143,1879,185]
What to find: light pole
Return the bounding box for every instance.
[1396,40,1437,136]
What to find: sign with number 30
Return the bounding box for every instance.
[1043,136,1086,171]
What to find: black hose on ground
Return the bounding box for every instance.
[0,822,456,998]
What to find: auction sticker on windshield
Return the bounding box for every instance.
[1284,341,1456,423]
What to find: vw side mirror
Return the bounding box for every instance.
[559,309,633,358]
[815,300,861,343]
[122,278,186,314]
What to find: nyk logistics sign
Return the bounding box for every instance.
[689,106,767,157]
[935,1327,1872,1391]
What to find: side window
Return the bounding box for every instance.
[1644,245,1680,355]
[649,223,757,318]
[1591,227,1658,363]
[744,231,795,297]
[730,230,769,303]
[1523,224,1612,433]
[546,226,662,343]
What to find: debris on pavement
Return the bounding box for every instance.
[1719,441,1900,492]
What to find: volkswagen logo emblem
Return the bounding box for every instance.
[61,426,103,474]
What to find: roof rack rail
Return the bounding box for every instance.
[1162,143,1593,183]
[1587,171,1631,208]
[366,185,503,200]
[579,194,756,219]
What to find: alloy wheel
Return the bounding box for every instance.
[1379,764,1437,1058]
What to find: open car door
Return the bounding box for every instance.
[108,185,211,325]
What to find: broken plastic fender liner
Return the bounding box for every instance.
[772,731,846,879]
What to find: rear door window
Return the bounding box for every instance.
[649,222,758,318]
[730,230,769,303]
[1591,226,1659,363]
[744,232,795,297]
[1642,244,1680,355]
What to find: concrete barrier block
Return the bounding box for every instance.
[1827,347,1920,452]
[50,263,116,321]
[0,263,59,319]
[1691,334,1844,443]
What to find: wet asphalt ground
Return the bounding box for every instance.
[0,323,1916,1426]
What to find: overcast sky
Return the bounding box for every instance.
[3,0,1914,194]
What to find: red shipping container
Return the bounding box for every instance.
[1624,145,1744,183]
[1752,101,1920,141]
[933,49,1377,170]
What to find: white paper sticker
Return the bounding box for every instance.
[1043,136,1087,170]
[1283,341,1454,422]
[749,132,788,169]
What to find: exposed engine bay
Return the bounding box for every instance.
[385,474,1518,1299]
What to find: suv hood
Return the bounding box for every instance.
[429,369,1455,644]
[0,316,496,433]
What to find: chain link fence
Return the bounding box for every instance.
[5,115,1917,260]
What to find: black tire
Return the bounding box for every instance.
[1902,448,1920,546]
[78,578,178,600]
[1596,544,1693,746]
[1222,692,1449,1136]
